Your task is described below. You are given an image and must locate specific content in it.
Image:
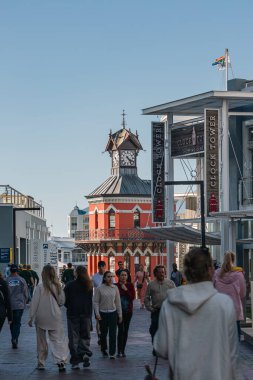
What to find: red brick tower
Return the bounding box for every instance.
[75,113,165,279]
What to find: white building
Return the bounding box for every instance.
[0,185,48,277]
[68,206,89,238]
[48,236,88,276]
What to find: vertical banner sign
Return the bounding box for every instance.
[205,109,219,216]
[152,122,165,223]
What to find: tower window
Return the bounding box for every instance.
[109,209,115,229]
[95,210,98,229]
[134,210,140,228]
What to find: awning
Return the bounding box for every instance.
[141,225,221,245]
[142,90,253,116]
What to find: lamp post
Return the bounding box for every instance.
[13,207,41,264]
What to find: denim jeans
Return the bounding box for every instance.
[149,309,160,342]
[67,315,92,364]
[99,311,117,356]
[10,309,24,342]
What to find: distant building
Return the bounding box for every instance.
[48,236,88,276]
[0,185,48,276]
[68,206,89,238]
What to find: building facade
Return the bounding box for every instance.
[142,78,253,283]
[0,185,48,276]
[75,119,166,279]
[47,236,88,276]
[68,206,89,238]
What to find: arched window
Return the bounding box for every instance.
[109,253,115,274]
[108,209,115,229]
[95,210,98,230]
[145,253,151,276]
[134,209,140,228]
[134,252,140,274]
[124,252,130,271]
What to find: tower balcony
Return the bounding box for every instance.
[75,228,159,243]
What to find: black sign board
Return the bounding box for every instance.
[0,248,10,263]
[205,109,219,216]
[152,122,165,223]
[171,123,204,157]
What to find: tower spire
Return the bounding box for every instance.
[121,109,126,129]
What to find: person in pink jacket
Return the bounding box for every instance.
[213,251,246,340]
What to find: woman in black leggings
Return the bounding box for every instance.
[116,271,135,357]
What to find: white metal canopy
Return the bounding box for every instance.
[141,225,221,245]
[142,91,253,116]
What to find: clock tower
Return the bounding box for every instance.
[106,110,143,176]
[76,110,166,283]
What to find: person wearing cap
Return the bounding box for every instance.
[92,261,106,345]
[19,264,34,302]
[7,264,29,348]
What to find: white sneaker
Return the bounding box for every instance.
[71,364,80,370]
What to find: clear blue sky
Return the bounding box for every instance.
[1,0,252,236]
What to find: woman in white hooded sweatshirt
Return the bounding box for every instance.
[154,247,241,380]
[28,265,69,371]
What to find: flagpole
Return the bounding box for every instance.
[225,48,229,91]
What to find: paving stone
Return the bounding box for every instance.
[0,300,252,379]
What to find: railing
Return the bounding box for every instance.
[75,228,161,242]
[239,177,253,206]
[0,185,44,218]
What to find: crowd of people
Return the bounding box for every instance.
[0,249,247,378]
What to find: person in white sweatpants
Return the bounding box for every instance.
[28,265,69,371]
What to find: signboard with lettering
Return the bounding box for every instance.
[152,122,165,223]
[0,248,10,263]
[204,109,219,216]
[171,123,204,157]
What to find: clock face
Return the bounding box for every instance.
[120,150,135,166]
[112,151,119,167]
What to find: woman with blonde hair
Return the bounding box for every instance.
[28,265,69,371]
[213,251,246,340]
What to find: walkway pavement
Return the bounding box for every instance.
[0,300,253,379]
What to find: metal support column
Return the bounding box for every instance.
[165,113,175,277]
[221,99,230,258]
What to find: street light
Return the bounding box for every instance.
[13,207,41,264]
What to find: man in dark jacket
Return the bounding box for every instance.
[115,261,132,283]
[62,262,75,285]
[64,266,93,370]
[0,273,12,333]
[7,264,28,348]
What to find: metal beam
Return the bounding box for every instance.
[228,112,253,116]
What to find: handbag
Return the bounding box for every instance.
[144,356,158,379]
[137,271,146,289]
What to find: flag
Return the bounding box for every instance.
[212,55,225,67]
[212,54,230,71]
